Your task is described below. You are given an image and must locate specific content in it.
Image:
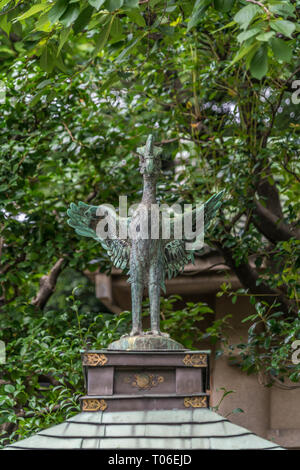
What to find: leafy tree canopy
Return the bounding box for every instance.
[0,0,299,78]
[0,0,299,446]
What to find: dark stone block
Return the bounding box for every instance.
[82,350,210,412]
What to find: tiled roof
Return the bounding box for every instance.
[5,408,283,450]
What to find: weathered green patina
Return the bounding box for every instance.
[67,136,224,344]
[107,333,184,350]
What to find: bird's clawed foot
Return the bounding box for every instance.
[129,328,144,337]
[145,330,170,337]
[121,328,143,338]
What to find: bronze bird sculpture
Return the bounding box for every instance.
[67,135,224,338]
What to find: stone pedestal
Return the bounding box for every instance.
[80,349,210,413]
[108,334,184,351]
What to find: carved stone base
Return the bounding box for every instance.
[108,334,185,351]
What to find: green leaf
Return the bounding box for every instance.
[15,3,49,21]
[250,43,268,80]
[234,4,260,30]
[99,71,119,92]
[231,407,244,414]
[88,11,109,29]
[34,12,52,31]
[110,16,122,38]
[213,0,235,13]
[270,38,292,63]
[93,17,114,56]
[40,46,54,73]
[187,0,210,31]
[269,3,295,18]
[105,0,124,11]
[0,0,11,9]
[270,20,295,39]
[212,20,236,34]
[29,90,45,107]
[73,5,94,34]
[88,0,106,9]
[230,40,257,66]
[60,4,80,27]
[55,51,68,73]
[57,27,71,55]
[245,41,259,69]
[4,384,14,394]
[0,14,11,35]
[48,0,69,24]
[36,79,52,90]
[115,34,143,63]
[126,8,146,27]
[256,31,275,42]
[124,0,139,8]
[237,27,260,43]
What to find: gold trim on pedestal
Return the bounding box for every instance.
[124,373,164,391]
[184,396,207,408]
[82,353,108,367]
[82,398,107,412]
[182,353,207,367]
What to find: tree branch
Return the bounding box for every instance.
[31,257,68,310]
[253,199,300,243]
[216,242,296,316]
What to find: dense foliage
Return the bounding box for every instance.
[0,286,132,446]
[0,0,299,446]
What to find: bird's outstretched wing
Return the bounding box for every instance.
[202,190,225,230]
[163,239,194,281]
[67,201,131,271]
[167,189,225,240]
[162,190,225,282]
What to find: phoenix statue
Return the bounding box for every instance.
[67,136,224,338]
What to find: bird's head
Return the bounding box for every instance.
[137,135,162,178]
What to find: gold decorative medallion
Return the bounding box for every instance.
[183,353,207,367]
[82,398,107,412]
[124,373,164,391]
[82,353,108,367]
[184,396,207,408]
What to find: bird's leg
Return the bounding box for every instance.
[148,257,169,337]
[130,265,144,336]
